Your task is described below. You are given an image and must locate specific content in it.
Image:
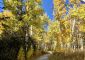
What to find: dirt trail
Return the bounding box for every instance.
[36,54,50,60]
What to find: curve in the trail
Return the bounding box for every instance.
[36,54,50,60]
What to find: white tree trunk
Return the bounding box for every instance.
[71,19,76,50]
[80,38,83,51]
[59,21,63,48]
[72,19,76,34]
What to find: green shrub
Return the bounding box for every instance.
[17,47,25,60]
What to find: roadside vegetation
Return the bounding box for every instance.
[49,51,85,60]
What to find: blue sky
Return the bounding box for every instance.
[41,0,70,20]
[0,0,4,12]
[42,0,54,20]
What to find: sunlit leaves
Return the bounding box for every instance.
[70,0,80,4]
[54,0,66,18]
[2,10,14,17]
[79,24,85,32]
[70,4,85,33]
[0,22,4,35]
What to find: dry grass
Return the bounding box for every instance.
[49,51,85,60]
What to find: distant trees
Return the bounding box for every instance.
[51,0,85,51]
